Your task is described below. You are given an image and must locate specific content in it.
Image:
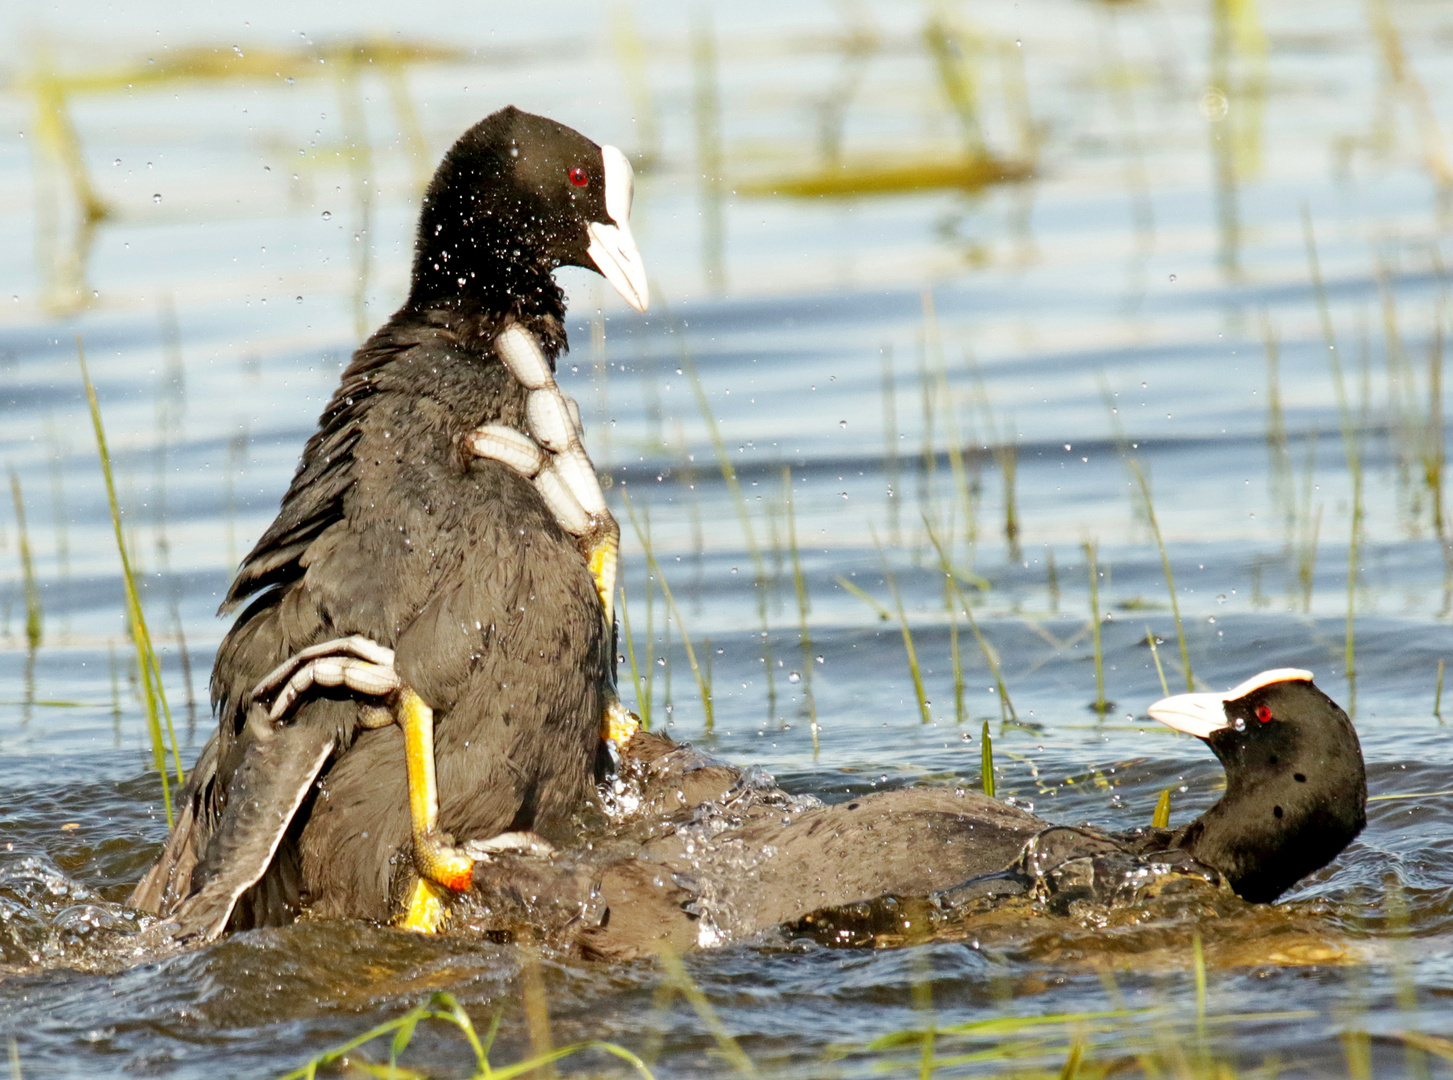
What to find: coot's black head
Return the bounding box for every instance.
[407,106,648,315]
[1149,669,1366,903]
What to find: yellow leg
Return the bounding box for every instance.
[397,877,451,934]
[399,688,474,891]
[585,516,620,624]
[603,693,640,744]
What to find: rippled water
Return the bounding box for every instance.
[3,0,1453,1076]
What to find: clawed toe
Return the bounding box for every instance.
[252,636,401,722]
[462,831,558,860]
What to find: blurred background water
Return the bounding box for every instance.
[3,0,1453,1076]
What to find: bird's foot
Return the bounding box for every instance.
[252,635,400,722]
[413,830,477,893]
[602,695,640,745]
[462,831,557,860]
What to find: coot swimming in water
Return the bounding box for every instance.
[131,107,649,940]
[443,668,1366,957]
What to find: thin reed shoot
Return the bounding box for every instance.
[277,991,654,1080]
[1153,788,1171,828]
[783,467,818,747]
[875,532,931,725]
[1303,207,1363,693]
[655,948,757,1078]
[925,517,1016,722]
[980,720,995,797]
[8,471,42,651]
[622,490,713,731]
[1145,626,1169,698]
[1084,539,1109,714]
[1127,461,1193,691]
[620,585,650,731]
[79,338,181,824]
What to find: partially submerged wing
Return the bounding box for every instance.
[168,708,337,941]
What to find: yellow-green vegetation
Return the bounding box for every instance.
[79,338,182,825]
[622,490,713,731]
[276,991,653,1080]
[8,470,42,652]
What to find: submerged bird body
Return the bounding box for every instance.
[132,108,650,934]
[447,670,1367,957]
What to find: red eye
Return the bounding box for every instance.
[568,167,589,187]
[1256,705,1272,724]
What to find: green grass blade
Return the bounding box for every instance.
[79,337,178,824]
[622,490,712,730]
[980,720,995,797]
[1127,463,1193,691]
[1152,788,1171,828]
[8,471,43,651]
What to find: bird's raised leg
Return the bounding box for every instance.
[255,640,487,933]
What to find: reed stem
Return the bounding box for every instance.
[622,490,713,730]
[876,532,931,725]
[79,338,181,824]
[8,471,42,651]
[1127,461,1193,691]
[1084,539,1109,713]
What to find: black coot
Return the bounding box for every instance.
[446,669,1367,957]
[130,107,649,939]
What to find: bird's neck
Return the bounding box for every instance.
[1174,770,1365,903]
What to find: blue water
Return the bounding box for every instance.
[3,1,1453,1076]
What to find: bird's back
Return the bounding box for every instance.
[133,306,608,925]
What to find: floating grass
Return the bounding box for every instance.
[875,531,931,725]
[622,490,712,731]
[277,991,653,1080]
[79,338,181,824]
[1084,539,1109,714]
[1127,461,1193,692]
[8,470,42,652]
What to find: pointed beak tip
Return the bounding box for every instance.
[1147,692,1231,739]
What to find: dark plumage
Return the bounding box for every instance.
[448,670,1367,957]
[131,107,644,933]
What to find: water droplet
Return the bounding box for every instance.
[839,419,847,428]
[296,296,303,303]
[1169,273,1177,283]
[321,210,332,220]
[112,158,121,167]
[788,671,801,684]
[152,193,162,203]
